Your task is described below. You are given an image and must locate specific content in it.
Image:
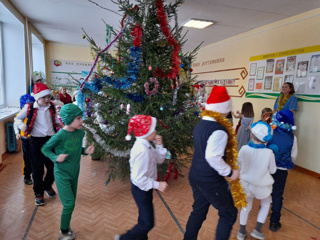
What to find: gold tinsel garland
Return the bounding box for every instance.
[201,110,247,208]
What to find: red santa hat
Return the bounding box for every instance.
[205,86,232,114]
[125,115,157,141]
[32,83,52,101]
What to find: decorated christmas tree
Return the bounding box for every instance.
[79,0,201,182]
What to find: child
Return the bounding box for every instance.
[267,109,298,232]
[41,104,94,240]
[260,107,273,124]
[115,115,168,240]
[14,83,62,205]
[14,94,35,185]
[237,121,276,240]
[53,90,65,107]
[184,86,239,240]
[232,102,254,150]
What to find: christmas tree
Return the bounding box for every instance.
[79,0,201,182]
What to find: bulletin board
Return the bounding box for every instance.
[51,60,95,87]
[246,45,320,102]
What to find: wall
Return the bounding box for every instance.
[191,8,320,173]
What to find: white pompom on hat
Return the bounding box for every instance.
[205,86,232,114]
[125,115,157,141]
[251,121,273,142]
[32,83,52,101]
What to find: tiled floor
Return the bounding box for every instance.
[0,151,319,240]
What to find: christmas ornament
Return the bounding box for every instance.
[85,98,90,102]
[181,64,185,68]
[148,66,153,71]
[82,34,86,39]
[144,77,159,95]
[190,68,193,72]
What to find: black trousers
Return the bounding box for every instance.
[29,136,54,196]
[21,138,32,178]
[120,184,154,240]
[184,176,238,240]
[270,169,288,223]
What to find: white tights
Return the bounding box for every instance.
[240,196,271,225]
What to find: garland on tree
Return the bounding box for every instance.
[200,110,247,208]
[154,0,180,80]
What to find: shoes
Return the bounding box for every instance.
[250,229,265,239]
[237,231,247,240]
[35,194,45,206]
[59,229,75,240]
[114,234,120,240]
[269,222,282,232]
[24,177,33,185]
[45,188,56,198]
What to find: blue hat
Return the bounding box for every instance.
[251,121,273,142]
[272,109,296,131]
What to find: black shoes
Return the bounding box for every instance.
[45,188,57,198]
[269,222,282,232]
[24,177,33,185]
[35,194,45,206]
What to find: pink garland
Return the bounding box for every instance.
[144,77,159,95]
[155,0,180,80]
[80,19,131,92]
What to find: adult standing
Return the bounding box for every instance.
[59,86,72,104]
[274,82,297,112]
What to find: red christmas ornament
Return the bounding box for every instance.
[148,66,153,71]
[85,98,90,102]
[190,68,193,72]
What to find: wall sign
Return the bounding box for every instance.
[246,45,320,102]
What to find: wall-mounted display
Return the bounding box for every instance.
[275,59,285,74]
[310,54,320,73]
[246,45,320,102]
[296,61,308,78]
[256,67,265,80]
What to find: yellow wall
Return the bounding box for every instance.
[192,8,320,173]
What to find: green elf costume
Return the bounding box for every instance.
[42,104,87,240]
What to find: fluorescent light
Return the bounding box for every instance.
[183,19,215,29]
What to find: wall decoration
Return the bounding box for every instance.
[284,75,294,83]
[264,76,272,90]
[286,56,296,72]
[310,54,320,73]
[273,77,282,92]
[255,82,263,90]
[249,62,257,76]
[296,61,309,78]
[246,45,320,102]
[308,76,320,93]
[275,59,285,74]
[51,60,96,87]
[266,59,274,73]
[256,66,265,80]
[248,78,255,91]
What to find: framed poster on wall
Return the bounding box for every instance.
[246,45,320,102]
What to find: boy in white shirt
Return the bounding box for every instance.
[237,121,277,240]
[14,83,62,205]
[115,115,168,240]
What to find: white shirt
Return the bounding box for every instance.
[130,138,167,191]
[202,116,232,177]
[238,145,277,186]
[14,101,60,137]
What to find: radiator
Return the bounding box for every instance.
[6,122,16,152]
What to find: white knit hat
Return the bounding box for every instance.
[205,86,232,114]
[251,121,273,142]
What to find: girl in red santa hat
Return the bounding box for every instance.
[114,115,168,240]
[14,83,63,206]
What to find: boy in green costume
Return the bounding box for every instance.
[42,104,94,240]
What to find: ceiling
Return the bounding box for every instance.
[5,0,320,52]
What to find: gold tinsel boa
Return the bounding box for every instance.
[201,110,247,208]
[278,93,292,111]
